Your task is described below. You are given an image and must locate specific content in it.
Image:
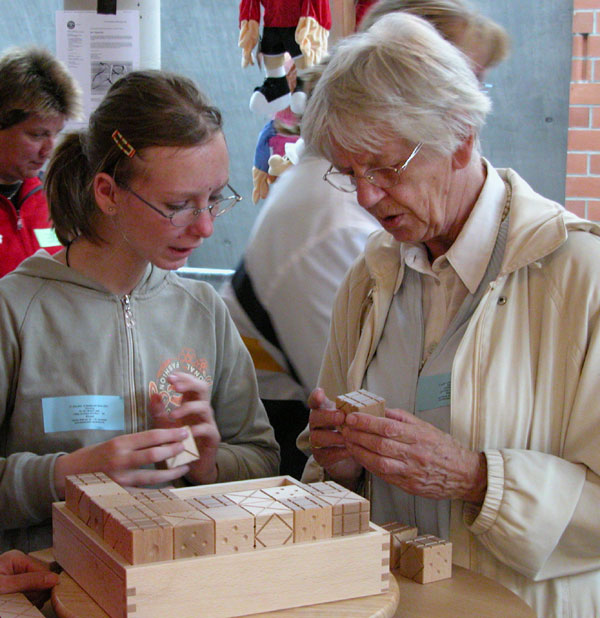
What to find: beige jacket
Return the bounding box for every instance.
[299,168,600,617]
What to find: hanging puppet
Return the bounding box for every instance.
[238,0,331,117]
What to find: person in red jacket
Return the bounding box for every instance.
[0,46,81,277]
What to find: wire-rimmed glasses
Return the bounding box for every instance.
[323,142,423,193]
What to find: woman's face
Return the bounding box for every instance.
[330,139,459,248]
[0,113,65,184]
[110,132,230,271]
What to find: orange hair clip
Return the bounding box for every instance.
[111,129,136,158]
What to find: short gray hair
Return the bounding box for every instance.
[302,12,491,160]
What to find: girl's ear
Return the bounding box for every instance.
[94,172,119,215]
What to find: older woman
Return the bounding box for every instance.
[299,13,600,618]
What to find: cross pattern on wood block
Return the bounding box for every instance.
[335,389,385,417]
[399,534,452,583]
[381,522,419,570]
[304,480,370,536]
[0,593,45,617]
[165,425,200,468]
[224,489,295,548]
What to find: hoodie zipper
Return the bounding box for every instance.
[121,295,138,432]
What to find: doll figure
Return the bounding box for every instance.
[238,0,331,117]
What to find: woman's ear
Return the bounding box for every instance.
[94,172,119,215]
[452,133,475,170]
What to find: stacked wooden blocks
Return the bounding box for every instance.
[381,522,452,584]
[0,592,44,617]
[335,389,386,417]
[64,473,372,566]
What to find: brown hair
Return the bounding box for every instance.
[45,70,223,246]
[0,46,81,129]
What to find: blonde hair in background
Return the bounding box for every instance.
[0,46,81,129]
[302,12,491,162]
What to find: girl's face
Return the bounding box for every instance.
[109,132,230,271]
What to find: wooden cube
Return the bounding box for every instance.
[335,389,385,417]
[0,592,45,617]
[277,494,333,543]
[399,534,452,583]
[381,522,419,570]
[162,509,215,558]
[165,425,200,468]
[201,503,255,555]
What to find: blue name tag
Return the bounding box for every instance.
[42,395,125,433]
[416,373,451,412]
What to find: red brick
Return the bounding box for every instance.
[568,128,600,150]
[586,200,600,220]
[570,83,600,104]
[573,11,595,33]
[574,0,600,9]
[586,34,600,56]
[566,175,600,198]
[572,58,592,81]
[565,200,587,217]
[567,153,589,174]
[590,153,600,173]
[573,34,586,57]
[592,107,600,127]
[569,106,590,127]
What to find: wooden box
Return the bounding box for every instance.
[53,476,390,618]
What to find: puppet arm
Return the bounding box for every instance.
[239,19,260,68]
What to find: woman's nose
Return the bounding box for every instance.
[39,136,55,158]
[355,177,387,210]
[186,208,214,238]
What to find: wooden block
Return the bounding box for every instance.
[65,473,129,523]
[278,494,332,543]
[202,503,255,555]
[162,510,215,558]
[225,489,295,548]
[103,506,173,564]
[399,534,452,583]
[136,489,192,516]
[261,484,314,502]
[381,522,419,570]
[165,425,200,468]
[335,389,385,417]
[305,481,370,536]
[0,592,45,617]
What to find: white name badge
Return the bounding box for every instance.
[416,372,451,412]
[42,395,125,433]
[34,228,60,248]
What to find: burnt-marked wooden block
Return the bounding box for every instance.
[381,522,419,570]
[261,484,315,502]
[135,488,192,517]
[165,425,200,468]
[103,505,173,564]
[335,389,386,417]
[400,534,452,583]
[162,510,215,558]
[225,489,295,548]
[88,493,138,537]
[277,494,332,543]
[0,592,45,617]
[304,481,370,536]
[185,493,234,511]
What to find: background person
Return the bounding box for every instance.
[0,46,81,277]
[0,70,279,553]
[299,13,600,617]
[222,0,509,479]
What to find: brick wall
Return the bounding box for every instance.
[568,0,600,219]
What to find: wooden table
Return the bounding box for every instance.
[51,565,534,618]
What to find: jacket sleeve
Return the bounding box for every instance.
[239,0,261,25]
[210,293,280,481]
[0,283,64,529]
[464,233,600,581]
[301,0,332,29]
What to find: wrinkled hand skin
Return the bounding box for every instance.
[308,387,487,504]
[341,408,487,504]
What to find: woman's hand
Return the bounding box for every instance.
[150,372,221,485]
[0,549,59,607]
[53,426,193,498]
[340,407,487,503]
[307,388,363,489]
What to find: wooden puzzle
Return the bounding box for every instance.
[381,522,419,570]
[0,592,45,617]
[399,534,452,584]
[53,475,391,618]
[335,389,386,417]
